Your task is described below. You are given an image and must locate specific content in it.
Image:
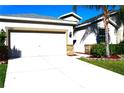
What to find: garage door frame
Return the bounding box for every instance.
[7,27,68,57]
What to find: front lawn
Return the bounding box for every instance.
[0,64,8,88]
[80,57,124,75]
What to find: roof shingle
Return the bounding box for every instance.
[0,13,57,20]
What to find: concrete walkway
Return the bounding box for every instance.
[1,55,124,93]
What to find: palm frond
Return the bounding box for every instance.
[83,5,103,10]
[72,5,78,13]
[119,5,124,23]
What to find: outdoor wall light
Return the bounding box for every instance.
[69,32,72,38]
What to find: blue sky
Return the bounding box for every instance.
[0,5,120,22]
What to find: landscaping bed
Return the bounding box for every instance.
[88,54,121,61]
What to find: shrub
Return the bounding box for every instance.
[0,46,8,61]
[91,44,124,57]
[109,44,117,55]
[91,44,106,57]
[109,44,124,55]
[119,40,124,44]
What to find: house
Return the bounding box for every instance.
[0,13,80,58]
[0,11,123,58]
[74,11,124,53]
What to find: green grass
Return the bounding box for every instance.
[0,64,8,88]
[80,57,124,75]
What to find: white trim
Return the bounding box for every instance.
[109,18,118,27]
[76,11,117,28]
[76,17,103,28]
[58,12,82,20]
[0,15,77,25]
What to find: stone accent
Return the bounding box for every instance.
[85,44,95,54]
[67,45,74,56]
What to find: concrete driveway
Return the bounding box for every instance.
[2,55,124,93]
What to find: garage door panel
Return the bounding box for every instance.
[10,32,66,57]
[38,33,66,55]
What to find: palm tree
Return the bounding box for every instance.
[73,5,116,57]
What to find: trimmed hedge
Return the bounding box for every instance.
[0,46,8,61]
[109,44,124,54]
[91,44,124,57]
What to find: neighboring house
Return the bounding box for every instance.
[0,11,123,58]
[74,11,124,53]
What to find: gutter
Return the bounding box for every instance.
[0,15,78,25]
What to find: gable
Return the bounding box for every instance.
[59,12,82,22]
[60,16,81,22]
[75,11,118,30]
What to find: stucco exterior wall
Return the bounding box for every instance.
[116,24,124,43]
[62,16,80,22]
[74,29,97,53]
[0,21,74,45]
[74,20,121,53]
[0,21,75,55]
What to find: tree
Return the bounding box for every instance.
[0,29,6,46]
[73,5,116,57]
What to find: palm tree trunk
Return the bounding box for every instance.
[103,6,110,57]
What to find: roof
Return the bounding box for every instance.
[0,14,78,26]
[0,13,57,20]
[76,11,118,29]
[59,12,82,20]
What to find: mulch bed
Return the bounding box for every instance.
[0,61,8,64]
[75,52,90,55]
[87,54,121,61]
[68,53,78,56]
[0,60,8,64]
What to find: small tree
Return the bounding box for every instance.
[0,29,6,46]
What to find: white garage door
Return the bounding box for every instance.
[10,32,66,57]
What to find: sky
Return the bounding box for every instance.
[0,5,120,22]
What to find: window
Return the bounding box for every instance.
[97,28,105,44]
